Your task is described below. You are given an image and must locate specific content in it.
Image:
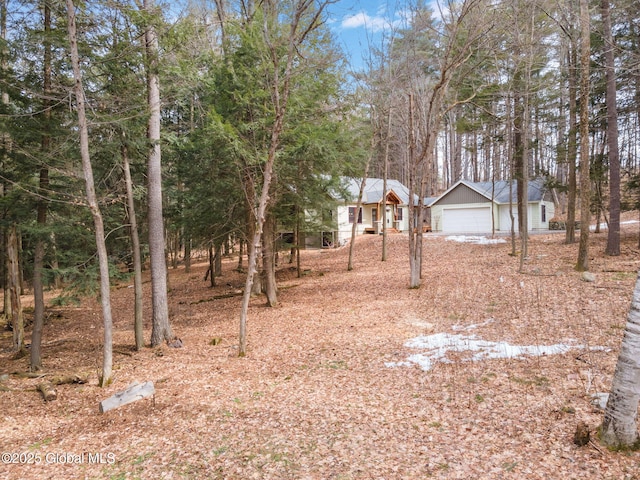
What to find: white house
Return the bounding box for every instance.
[308,177,412,247]
[429,179,555,234]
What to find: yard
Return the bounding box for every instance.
[2,224,640,479]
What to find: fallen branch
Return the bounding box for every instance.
[51,373,89,385]
[99,380,155,413]
[37,382,57,402]
[12,371,48,379]
[191,292,243,304]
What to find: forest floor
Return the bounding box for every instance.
[2,219,640,479]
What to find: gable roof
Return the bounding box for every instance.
[340,177,412,205]
[432,178,549,206]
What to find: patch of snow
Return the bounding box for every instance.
[591,220,639,232]
[389,332,608,372]
[445,235,507,245]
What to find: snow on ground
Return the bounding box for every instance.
[445,235,507,245]
[591,219,639,231]
[386,330,609,372]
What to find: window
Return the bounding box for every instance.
[541,204,546,223]
[396,207,403,221]
[348,206,362,224]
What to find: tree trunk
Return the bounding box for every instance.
[576,0,591,272]
[348,139,373,271]
[566,35,578,244]
[7,225,24,356]
[600,269,640,448]
[30,0,51,370]
[207,244,215,287]
[408,93,420,288]
[215,242,223,277]
[263,212,277,307]
[31,174,49,367]
[243,175,263,295]
[144,0,173,346]
[602,0,620,256]
[382,108,391,262]
[66,0,113,386]
[236,238,243,272]
[348,181,365,272]
[2,227,9,326]
[292,212,301,277]
[122,143,144,351]
[184,235,191,273]
[514,87,529,269]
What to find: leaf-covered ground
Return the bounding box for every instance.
[2,222,640,479]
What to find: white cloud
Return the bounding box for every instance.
[341,11,386,31]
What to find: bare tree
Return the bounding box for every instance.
[238,0,334,356]
[406,0,488,288]
[347,164,371,271]
[66,0,113,386]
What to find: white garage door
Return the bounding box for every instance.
[442,207,492,233]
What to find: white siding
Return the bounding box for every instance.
[498,204,522,231]
[497,202,555,231]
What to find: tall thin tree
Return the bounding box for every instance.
[143,0,174,346]
[122,140,144,350]
[602,0,620,256]
[66,0,113,386]
[576,0,591,271]
[31,0,52,370]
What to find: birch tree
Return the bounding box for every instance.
[600,269,640,448]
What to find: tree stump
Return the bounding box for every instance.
[573,421,590,446]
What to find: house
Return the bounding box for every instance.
[429,178,555,234]
[316,177,412,247]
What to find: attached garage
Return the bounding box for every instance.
[442,206,492,233]
[429,179,555,233]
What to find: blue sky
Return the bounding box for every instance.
[326,1,409,73]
